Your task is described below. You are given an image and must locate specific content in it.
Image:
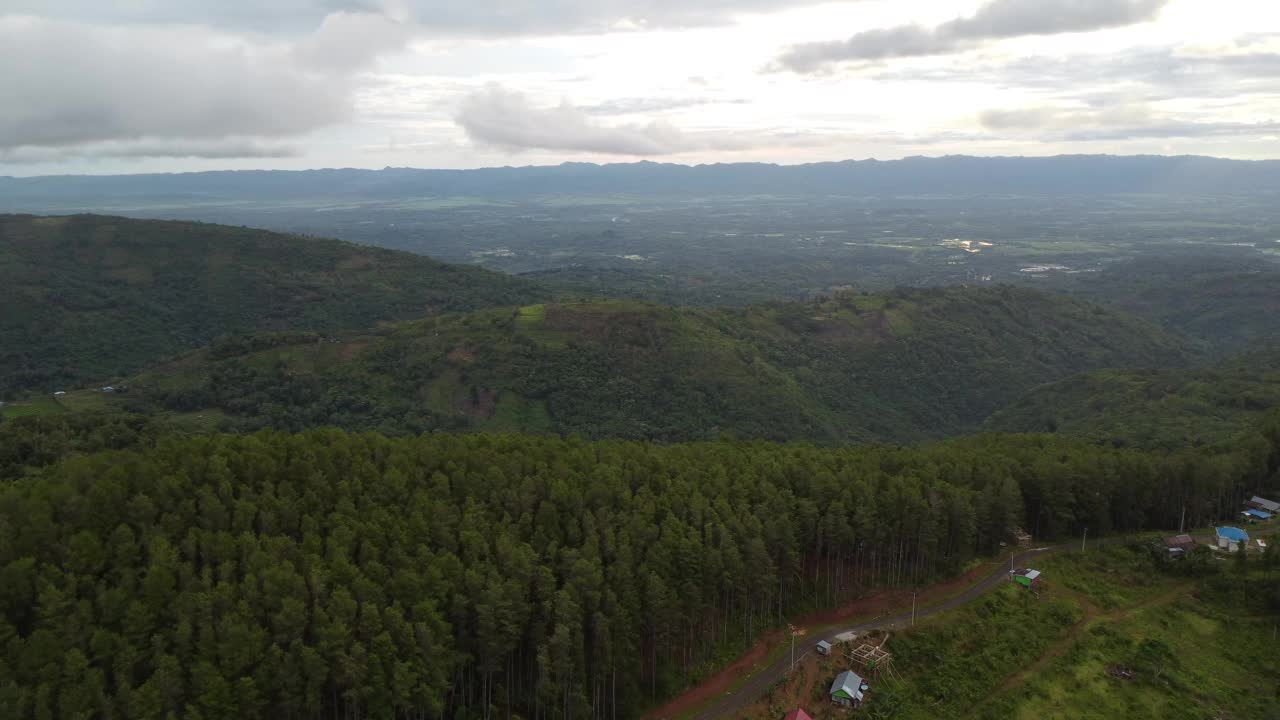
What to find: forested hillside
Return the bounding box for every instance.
[0,215,546,397]
[1063,256,1280,356]
[0,413,165,481]
[97,287,1187,443]
[987,349,1280,448]
[1,416,1276,719]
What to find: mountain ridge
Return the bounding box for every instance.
[6,154,1280,202]
[84,287,1191,444]
[0,214,547,396]
[985,349,1280,448]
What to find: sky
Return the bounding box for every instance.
[2,0,1279,175]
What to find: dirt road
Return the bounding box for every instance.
[689,543,1068,720]
[683,524,1276,720]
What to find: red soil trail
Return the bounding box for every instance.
[644,630,783,720]
[646,557,1004,719]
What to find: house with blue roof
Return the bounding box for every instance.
[1215,526,1249,553]
[1242,508,1272,523]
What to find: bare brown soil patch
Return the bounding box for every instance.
[544,305,663,348]
[336,255,378,271]
[454,388,497,420]
[810,310,894,349]
[336,341,369,362]
[447,346,476,363]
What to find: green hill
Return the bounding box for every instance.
[1114,269,1280,356]
[0,214,546,398]
[985,352,1280,449]
[1060,256,1280,356]
[81,286,1189,443]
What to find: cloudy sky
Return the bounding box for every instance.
[2,0,1278,175]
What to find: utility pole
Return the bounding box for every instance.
[1179,506,1186,534]
[1081,527,1088,553]
[911,591,918,627]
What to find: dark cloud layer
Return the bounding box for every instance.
[778,0,1169,72]
[4,0,1276,167]
[9,0,818,35]
[0,0,809,162]
[0,13,409,158]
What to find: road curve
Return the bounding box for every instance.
[692,543,1069,720]
[694,525,1277,720]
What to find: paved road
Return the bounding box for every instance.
[693,525,1277,719]
[692,541,1078,720]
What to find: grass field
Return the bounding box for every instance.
[979,540,1280,720]
[0,396,66,419]
[988,593,1278,720]
[53,390,114,414]
[161,409,231,432]
[489,393,553,433]
[748,539,1280,720]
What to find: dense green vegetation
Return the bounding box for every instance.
[986,354,1280,449]
[1124,269,1280,356]
[8,214,1275,450]
[854,539,1280,720]
[1065,256,1280,357]
[93,287,1187,444]
[0,214,546,398]
[753,589,1085,720]
[1,413,1276,720]
[1001,544,1280,719]
[0,413,171,482]
[4,181,1279,720]
[866,586,1085,719]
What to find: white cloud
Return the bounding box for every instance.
[778,0,1170,71]
[293,11,413,70]
[3,0,1280,173]
[580,97,750,116]
[979,103,1280,141]
[455,86,759,155]
[0,139,302,164]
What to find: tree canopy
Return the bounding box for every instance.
[0,214,545,397]
[1,417,1275,719]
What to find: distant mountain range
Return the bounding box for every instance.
[5,155,1280,205]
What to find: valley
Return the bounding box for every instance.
[2,160,1279,720]
[7,0,1280,713]
[6,161,1280,311]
